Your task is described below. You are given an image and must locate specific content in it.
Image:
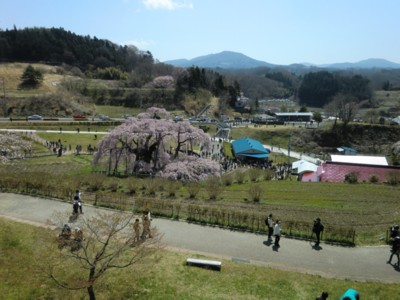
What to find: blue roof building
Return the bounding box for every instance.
[232,138,270,159]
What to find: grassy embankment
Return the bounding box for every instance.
[0,218,398,300]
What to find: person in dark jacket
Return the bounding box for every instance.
[266,214,274,240]
[387,233,400,267]
[312,218,324,246]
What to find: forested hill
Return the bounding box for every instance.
[0,27,153,71]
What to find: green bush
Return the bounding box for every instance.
[234,168,247,184]
[369,175,379,183]
[386,173,399,186]
[221,173,234,186]
[263,169,275,181]
[248,183,263,202]
[344,172,358,184]
[185,182,201,199]
[204,176,224,200]
[247,168,263,182]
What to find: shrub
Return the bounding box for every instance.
[248,183,263,202]
[263,169,275,181]
[344,172,358,184]
[204,176,224,200]
[221,173,234,186]
[186,182,201,199]
[247,168,263,182]
[369,175,379,183]
[165,180,181,197]
[234,168,247,184]
[126,179,138,194]
[143,179,159,196]
[107,180,119,192]
[386,173,399,186]
[87,174,106,191]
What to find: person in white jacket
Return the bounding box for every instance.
[273,220,281,247]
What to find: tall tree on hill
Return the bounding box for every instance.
[20,65,43,87]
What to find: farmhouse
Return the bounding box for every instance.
[300,155,400,183]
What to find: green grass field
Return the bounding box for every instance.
[0,218,398,300]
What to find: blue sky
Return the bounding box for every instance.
[1,0,400,65]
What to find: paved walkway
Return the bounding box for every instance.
[0,193,399,283]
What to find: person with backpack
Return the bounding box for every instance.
[265,214,274,240]
[390,224,399,238]
[312,218,324,246]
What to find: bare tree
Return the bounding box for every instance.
[40,211,161,300]
[332,93,359,128]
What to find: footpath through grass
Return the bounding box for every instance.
[0,218,398,300]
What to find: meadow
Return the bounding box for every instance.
[0,218,398,300]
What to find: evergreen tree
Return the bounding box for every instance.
[20,65,43,87]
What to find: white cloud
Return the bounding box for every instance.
[124,39,155,50]
[143,0,193,10]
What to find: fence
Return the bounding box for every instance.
[0,185,357,245]
[83,192,356,245]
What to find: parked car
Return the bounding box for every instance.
[99,115,110,120]
[27,114,42,120]
[73,114,88,120]
[174,115,183,122]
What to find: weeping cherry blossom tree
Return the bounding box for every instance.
[93,107,221,180]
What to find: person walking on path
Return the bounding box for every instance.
[75,190,83,214]
[141,216,152,239]
[132,218,141,242]
[265,214,274,240]
[387,233,400,267]
[312,217,324,246]
[273,220,281,247]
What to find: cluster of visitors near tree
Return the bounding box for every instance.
[131,209,153,243]
[58,224,83,252]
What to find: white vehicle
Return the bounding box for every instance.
[27,114,43,120]
[99,115,110,120]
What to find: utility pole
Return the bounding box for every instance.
[287,135,291,165]
[2,78,7,117]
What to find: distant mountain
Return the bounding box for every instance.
[320,58,400,69]
[165,51,275,69]
[165,51,400,70]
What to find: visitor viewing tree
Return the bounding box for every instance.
[93,107,220,181]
